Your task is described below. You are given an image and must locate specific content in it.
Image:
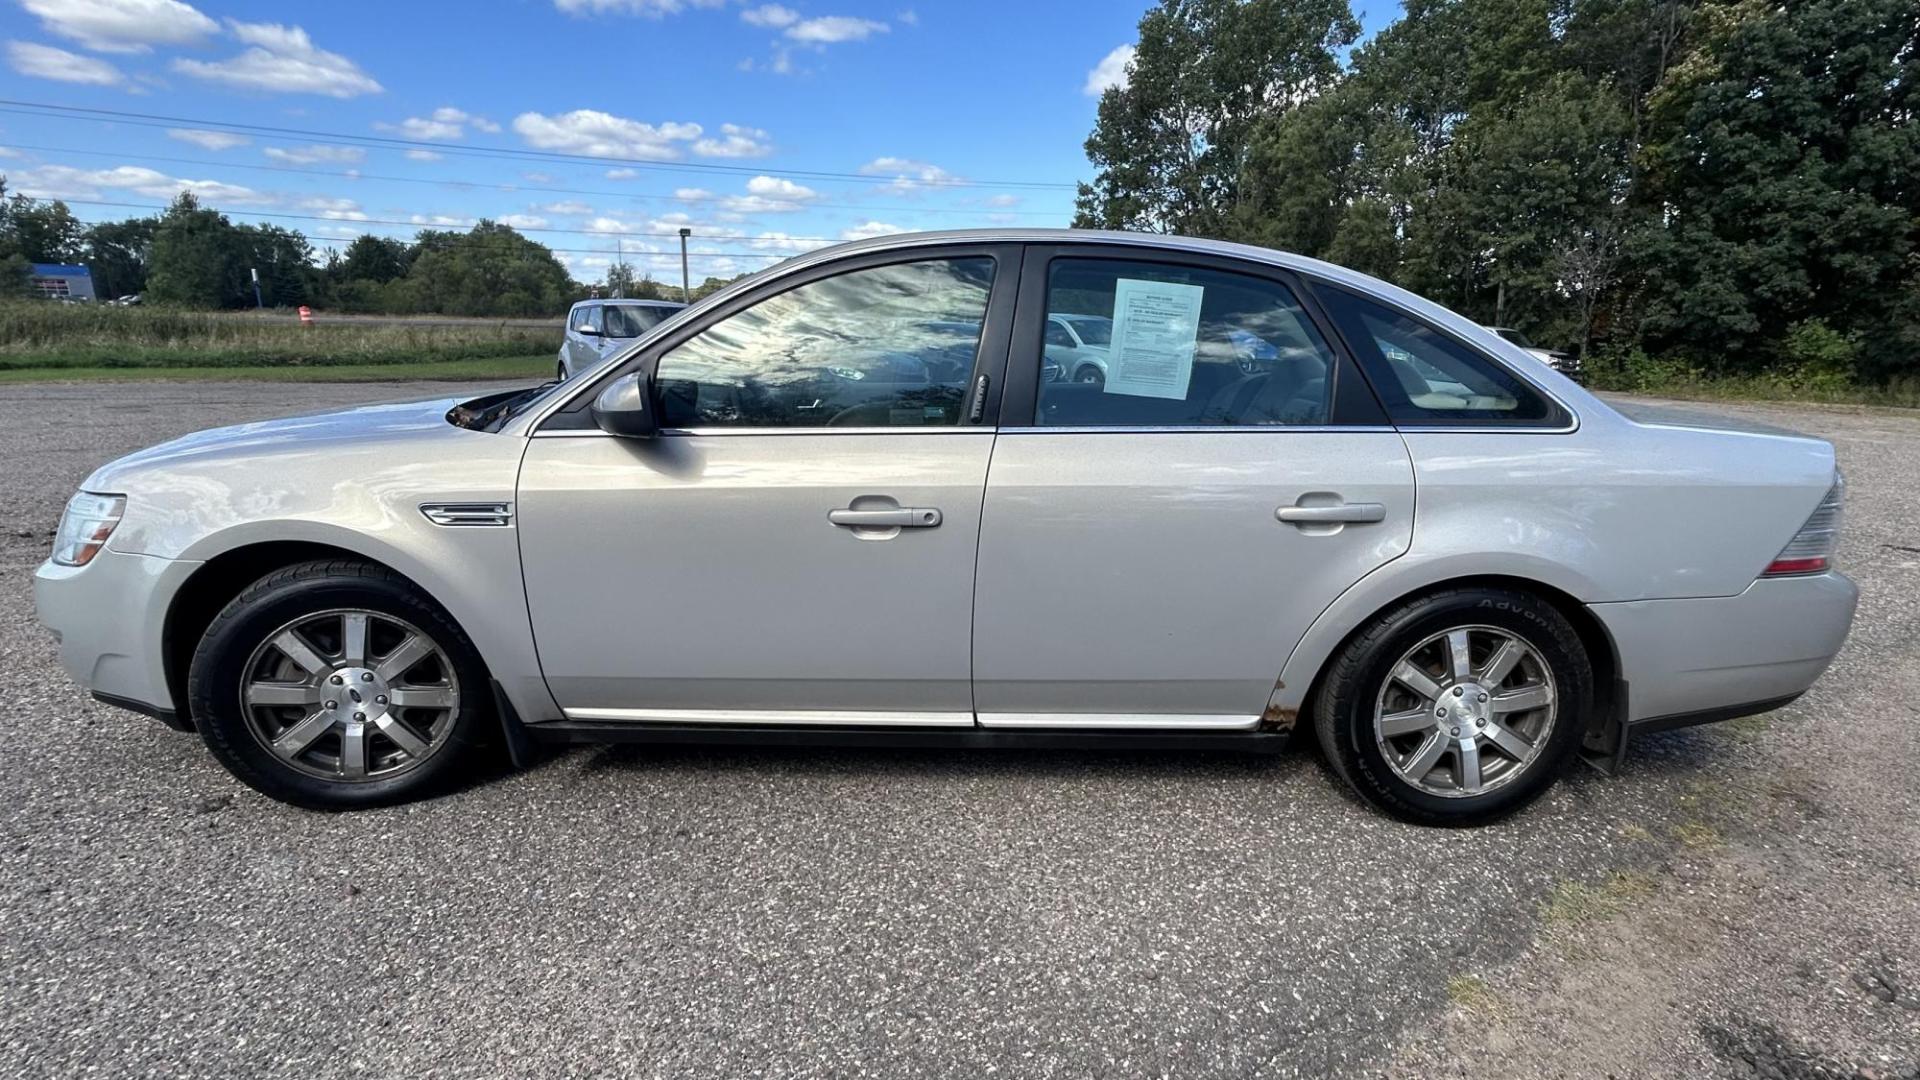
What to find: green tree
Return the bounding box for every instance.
[338,234,409,283]
[146,193,245,308]
[402,221,573,317]
[1631,0,1919,377]
[82,217,157,300]
[1074,0,1361,235]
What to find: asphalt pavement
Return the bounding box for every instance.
[2,382,1914,1078]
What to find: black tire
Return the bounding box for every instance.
[1312,586,1591,827]
[1074,367,1104,387]
[187,559,492,810]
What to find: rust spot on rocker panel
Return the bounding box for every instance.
[1261,677,1297,733]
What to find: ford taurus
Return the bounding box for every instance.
[34,230,1858,825]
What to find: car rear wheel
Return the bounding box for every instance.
[1312,586,1591,826]
[188,559,491,809]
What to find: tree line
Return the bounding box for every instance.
[0,185,742,318]
[1077,0,1918,386]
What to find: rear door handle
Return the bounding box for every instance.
[829,507,943,528]
[1276,502,1386,524]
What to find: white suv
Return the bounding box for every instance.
[559,299,685,379]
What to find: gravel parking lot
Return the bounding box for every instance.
[2,382,1916,1079]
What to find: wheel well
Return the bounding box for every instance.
[161,541,402,718]
[1293,574,1622,737]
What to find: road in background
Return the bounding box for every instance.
[2,383,1915,1078]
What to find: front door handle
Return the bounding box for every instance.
[829,507,943,529]
[1276,502,1386,524]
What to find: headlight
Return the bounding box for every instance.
[51,492,126,567]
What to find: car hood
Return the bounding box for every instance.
[83,395,475,489]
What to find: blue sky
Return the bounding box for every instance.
[0,0,1402,285]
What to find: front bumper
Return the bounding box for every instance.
[1590,571,1858,726]
[33,548,201,723]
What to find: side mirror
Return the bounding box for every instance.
[590,372,657,439]
[576,325,602,337]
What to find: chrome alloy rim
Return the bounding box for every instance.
[239,609,460,783]
[1373,625,1558,799]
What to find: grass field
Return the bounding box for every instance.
[0,301,558,374]
[0,355,553,383]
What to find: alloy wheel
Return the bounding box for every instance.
[1372,624,1557,798]
[238,608,461,783]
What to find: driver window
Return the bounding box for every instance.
[654,257,993,428]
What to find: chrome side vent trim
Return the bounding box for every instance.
[420,502,514,527]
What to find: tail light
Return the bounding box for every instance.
[1762,473,1844,577]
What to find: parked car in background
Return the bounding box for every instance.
[558,298,686,379]
[1043,313,1113,385]
[37,229,1855,826]
[1485,326,1583,383]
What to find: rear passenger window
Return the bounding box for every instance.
[1033,259,1336,427]
[1317,288,1556,424]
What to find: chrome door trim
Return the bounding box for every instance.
[560,707,974,727]
[976,713,1261,731]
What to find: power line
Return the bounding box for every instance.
[55,197,848,245]
[0,99,1080,192]
[0,140,1069,219]
[66,216,789,261]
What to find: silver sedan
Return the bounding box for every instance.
[34,230,1857,825]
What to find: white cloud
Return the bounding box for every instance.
[841,220,905,242]
[523,171,556,184]
[497,213,550,230]
[6,41,125,86]
[859,156,956,196]
[674,187,716,202]
[404,149,444,162]
[693,123,772,159]
[9,163,268,205]
[378,106,499,141]
[786,15,888,43]
[300,196,367,220]
[897,9,917,26]
[585,216,638,234]
[167,128,250,151]
[535,200,594,215]
[174,20,383,98]
[512,109,703,160]
[983,193,1022,208]
[746,231,822,254]
[263,144,366,165]
[605,168,639,179]
[552,0,726,14]
[19,0,218,54]
[740,4,799,28]
[713,175,817,214]
[410,213,474,227]
[1084,44,1134,97]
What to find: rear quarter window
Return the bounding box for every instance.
[1317,287,1562,426]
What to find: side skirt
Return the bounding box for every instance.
[521,720,1295,754]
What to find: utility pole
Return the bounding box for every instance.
[250,267,263,309]
[615,237,625,299]
[678,227,692,303]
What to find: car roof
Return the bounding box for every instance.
[573,298,685,308]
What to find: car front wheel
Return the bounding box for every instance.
[1313,586,1591,826]
[188,560,491,809]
